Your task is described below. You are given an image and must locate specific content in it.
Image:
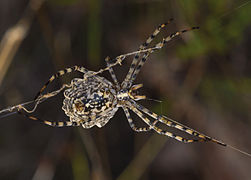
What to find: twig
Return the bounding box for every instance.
[0,0,45,85]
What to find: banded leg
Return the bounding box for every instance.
[0,84,71,117]
[155,26,199,49]
[93,48,159,77]
[91,23,198,82]
[127,26,200,86]
[128,52,151,86]
[129,105,202,143]
[17,110,81,127]
[14,83,71,115]
[122,19,173,88]
[133,102,226,146]
[34,66,91,100]
[105,56,120,89]
[123,107,151,132]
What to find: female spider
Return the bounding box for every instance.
[6,19,250,157]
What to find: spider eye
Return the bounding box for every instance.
[121,89,127,93]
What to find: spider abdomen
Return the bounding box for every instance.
[62,77,117,128]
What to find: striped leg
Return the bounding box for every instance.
[128,105,201,143]
[0,83,71,117]
[18,83,71,114]
[127,26,200,86]
[91,24,199,82]
[128,52,151,86]
[105,56,120,89]
[133,102,226,146]
[94,47,160,78]
[17,110,81,127]
[34,66,92,100]
[123,107,151,132]
[122,19,173,88]
[155,26,199,50]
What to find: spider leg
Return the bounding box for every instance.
[34,66,92,100]
[17,110,81,127]
[110,25,198,71]
[36,25,198,100]
[133,102,226,146]
[0,84,71,118]
[16,83,71,115]
[123,107,151,132]
[155,26,199,50]
[93,49,153,78]
[105,56,120,89]
[126,26,199,87]
[127,52,151,86]
[122,19,173,88]
[93,24,198,81]
[128,104,201,143]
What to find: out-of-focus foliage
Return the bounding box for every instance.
[49,0,80,6]
[177,0,251,58]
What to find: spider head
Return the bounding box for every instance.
[128,84,146,101]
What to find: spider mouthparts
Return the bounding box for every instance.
[134,95,146,100]
[131,84,143,91]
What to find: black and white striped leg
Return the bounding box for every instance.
[128,105,202,143]
[128,52,151,86]
[123,107,151,132]
[20,84,71,114]
[155,27,199,49]
[17,110,81,127]
[91,25,197,83]
[105,56,120,89]
[126,26,200,87]
[122,19,173,88]
[34,66,92,100]
[132,102,226,146]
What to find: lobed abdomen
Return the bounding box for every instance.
[62,77,117,128]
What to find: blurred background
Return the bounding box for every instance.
[0,0,251,179]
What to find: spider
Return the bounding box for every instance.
[4,19,250,157]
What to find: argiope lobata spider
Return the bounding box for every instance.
[1,19,251,157]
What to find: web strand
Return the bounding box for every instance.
[226,144,251,158]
